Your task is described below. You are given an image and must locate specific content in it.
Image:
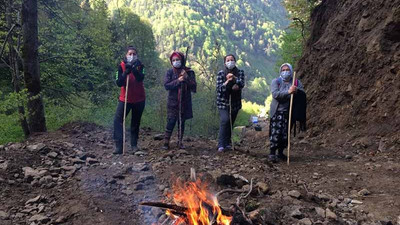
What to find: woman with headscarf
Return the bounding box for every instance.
[269,63,305,162]
[113,46,146,154]
[162,51,197,150]
[216,54,245,152]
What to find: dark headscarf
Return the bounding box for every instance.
[169,51,191,73]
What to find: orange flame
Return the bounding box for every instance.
[166,179,232,225]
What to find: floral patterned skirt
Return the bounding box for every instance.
[269,111,289,151]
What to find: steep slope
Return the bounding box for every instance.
[298,0,400,143]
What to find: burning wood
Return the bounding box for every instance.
[140,169,254,225]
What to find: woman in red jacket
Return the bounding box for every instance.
[113,46,145,154]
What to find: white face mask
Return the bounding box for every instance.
[226,61,236,70]
[172,60,182,68]
[127,55,133,63]
[131,55,138,62]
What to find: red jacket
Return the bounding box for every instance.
[117,61,145,103]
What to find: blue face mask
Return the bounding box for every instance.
[280,71,292,81]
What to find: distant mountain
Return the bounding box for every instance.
[107,0,289,103]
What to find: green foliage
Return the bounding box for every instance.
[106,0,289,103]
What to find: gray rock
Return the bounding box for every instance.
[47,152,58,158]
[290,208,303,219]
[71,158,85,165]
[55,216,67,223]
[397,215,400,225]
[344,198,352,204]
[134,183,144,190]
[138,175,155,183]
[86,157,99,165]
[121,189,133,195]
[158,185,166,191]
[27,143,46,151]
[64,142,75,148]
[153,134,164,140]
[351,200,363,204]
[0,210,9,219]
[134,151,148,156]
[288,190,301,199]
[358,189,370,196]
[28,214,50,223]
[326,208,337,220]
[315,207,325,218]
[299,218,312,225]
[0,145,4,150]
[0,161,8,170]
[26,195,42,205]
[345,155,353,159]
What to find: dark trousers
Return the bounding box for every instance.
[113,100,145,147]
[165,117,186,140]
[218,108,239,148]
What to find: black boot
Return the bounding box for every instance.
[113,142,123,155]
[277,149,287,161]
[162,131,171,150]
[131,137,139,152]
[268,149,277,163]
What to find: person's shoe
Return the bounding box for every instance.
[113,145,123,155]
[162,142,169,150]
[277,153,287,161]
[226,145,232,150]
[268,154,277,163]
[178,141,185,149]
[131,145,140,153]
[218,147,225,152]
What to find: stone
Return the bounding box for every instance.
[397,215,400,225]
[27,143,46,151]
[358,189,370,196]
[28,214,50,223]
[134,151,148,156]
[290,208,303,219]
[288,190,301,199]
[0,145,4,150]
[47,152,58,158]
[0,161,8,170]
[153,134,164,140]
[256,182,270,195]
[134,183,144,190]
[0,210,9,219]
[345,155,353,159]
[55,216,67,223]
[315,207,325,218]
[326,208,337,220]
[344,198,352,204]
[61,166,76,172]
[64,142,75,148]
[26,195,42,204]
[138,175,154,183]
[299,218,312,225]
[22,167,41,180]
[86,157,99,165]
[122,189,133,195]
[71,158,85,165]
[351,200,363,204]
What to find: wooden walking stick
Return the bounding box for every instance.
[122,75,129,155]
[229,94,235,151]
[287,71,296,165]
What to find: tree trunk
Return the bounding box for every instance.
[6,0,30,137]
[21,0,47,132]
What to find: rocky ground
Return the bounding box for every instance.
[0,122,399,225]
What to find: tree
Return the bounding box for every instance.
[5,0,30,136]
[21,0,47,132]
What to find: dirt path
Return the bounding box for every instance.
[0,122,399,225]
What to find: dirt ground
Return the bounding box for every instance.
[0,122,399,225]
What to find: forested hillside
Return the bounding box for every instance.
[107,0,289,104]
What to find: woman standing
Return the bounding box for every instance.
[269,63,304,162]
[216,54,245,152]
[163,51,197,150]
[113,46,146,154]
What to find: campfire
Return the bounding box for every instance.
[141,169,254,225]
